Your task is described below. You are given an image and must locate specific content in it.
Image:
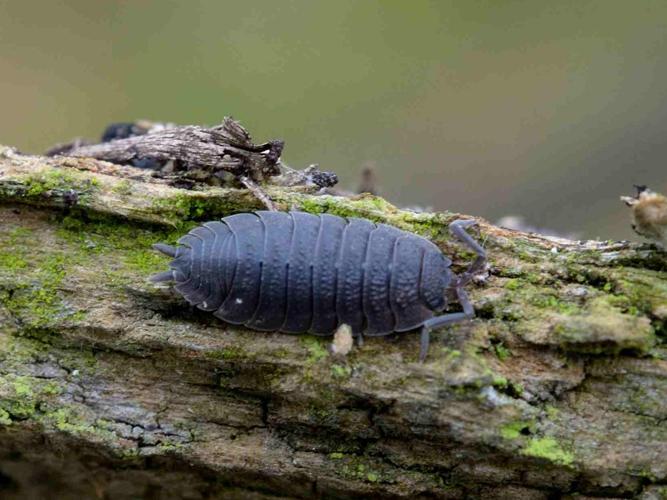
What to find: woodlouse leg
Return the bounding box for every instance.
[419,268,477,362]
[356,332,364,347]
[419,312,469,362]
[449,219,487,285]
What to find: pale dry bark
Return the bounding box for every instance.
[0,146,666,499]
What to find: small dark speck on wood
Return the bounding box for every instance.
[54,117,284,211]
[272,163,339,191]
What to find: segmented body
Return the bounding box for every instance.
[154,211,453,336]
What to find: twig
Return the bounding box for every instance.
[239,175,278,211]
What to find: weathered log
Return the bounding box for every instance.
[0,145,666,499]
[56,117,284,183]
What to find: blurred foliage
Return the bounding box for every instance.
[1,0,666,240]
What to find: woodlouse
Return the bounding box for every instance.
[151,211,486,360]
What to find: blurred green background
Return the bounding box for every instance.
[1,0,666,241]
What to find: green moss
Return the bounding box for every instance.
[545,405,560,419]
[58,347,97,374]
[0,253,81,331]
[44,407,115,441]
[299,198,369,220]
[442,348,462,361]
[158,441,185,452]
[407,220,441,239]
[0,372,68,426]
[297,198,327,215]
[529,293,579,314]
[151,191,260,226]
[552,297,655,354]
[303,191,397,217]
[0,408,11,426]
[494,343,511,361]
[13,284,63,324]
[297,195,393,224]
[8,227,33,239]
[521,437,574,466]
[0,374,38,420]
[612,271,667,328]
[50,214,186,285]
[331,364,352,379]
[0,227,34,276]
[12,377,33,397]
[57,215,174,252]
[111,179,133,196]
[333,455,387,484]
[505,279,520,290]
[509,381,524,396]
[307,404,336,425]
[119,447,141,461]
[300,336,328,365]
[329,452,344,459]
[207,346,248,361]
[24,168,98,198]
[123,248,165,275]
[525,273,544,285]
[42,381,62,396]
[271,347,290,359]
[0,252,28,271]
[500,420,534,440]
[50,408,77,431]
[0,336,48,370]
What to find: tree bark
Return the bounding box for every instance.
[0,145,666,499]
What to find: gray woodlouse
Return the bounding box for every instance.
[150,211,486,360]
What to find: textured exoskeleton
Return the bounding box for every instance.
[151,211,486,360]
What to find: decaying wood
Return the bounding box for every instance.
[1,146,667,499]
[56,117,284,183]
[47,118,340,212]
